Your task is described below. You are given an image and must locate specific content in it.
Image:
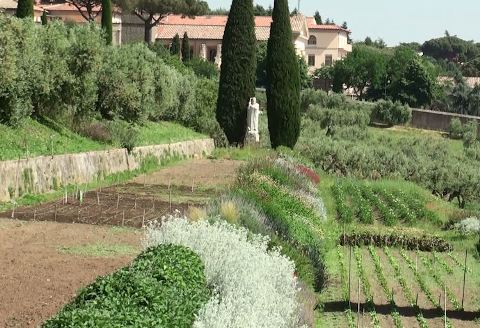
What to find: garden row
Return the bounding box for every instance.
[332,179,439,226]
[0,16,225,147]
[337,245,475,328]
[42,153,328,327]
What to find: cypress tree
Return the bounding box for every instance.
[16,0,34,18]
[266,0,301,149]
[41,10,48,25]
[101,0,113,45]
[181,32,191,62]
[216,0,256,144]
[170,34,181,56]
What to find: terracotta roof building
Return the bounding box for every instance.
[152,14,352,70]
[0,0,44,23]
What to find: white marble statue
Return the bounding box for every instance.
[246,97,260,143]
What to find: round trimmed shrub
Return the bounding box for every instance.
[371,99,412,126]
[42,244,209,328]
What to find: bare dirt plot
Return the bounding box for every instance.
[0,218,141,328]
[132,159,243,188]
[0,159,243,228]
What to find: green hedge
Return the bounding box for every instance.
[43,244,209,328]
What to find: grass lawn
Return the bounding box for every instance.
[136,121,206,146]
[0,119,207,161]
[0,118,107,161]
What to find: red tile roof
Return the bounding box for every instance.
[306,17,350,33]
[156,14,308,41]
[41,2,101,12]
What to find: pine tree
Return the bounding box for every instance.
[216,0,256,144]
[266,0,300,149]
[170,34,181,56]
[16,0,34,18]
[101,0,113,45]
[181,32,191,62]
[41,10,48,25]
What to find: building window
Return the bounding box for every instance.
[308,55,316,67]
[325,55,333,67]
[308,35,317,45]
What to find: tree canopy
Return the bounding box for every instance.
[266,0,300,149]
[216,0,256,145]
[332,45,436,107]
[119,0,208,43]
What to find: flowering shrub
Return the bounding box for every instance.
[454,217,480,235]
[207,194,271,235]
[144,217,306,328]
[295,164,321,185]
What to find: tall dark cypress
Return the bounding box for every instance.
[41,10,48,25]
[101,0,113,45]
[266,0,301,149]
[16,0,34,18]
[181,32,191,62]
[170,34,181,56]
[216,0,256,144]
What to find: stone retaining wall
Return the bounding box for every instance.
[411,109,480,137]
[0,139,214,202]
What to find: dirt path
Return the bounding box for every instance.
[132,159,243,189]
[0,218,141,327]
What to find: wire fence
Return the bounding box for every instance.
[6,189,193,228]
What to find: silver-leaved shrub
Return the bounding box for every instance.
[144,216,306,328]
[454,217,480,235]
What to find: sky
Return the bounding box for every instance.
[205,0,480,46]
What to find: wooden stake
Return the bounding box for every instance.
[134,198,137,209]
[415,252,418,272]
[191,179,195,193]
[444,285,447,328]
[116,194,120,209]
[97,191,100,205]
[416,293,419,306]
[11,202,15,219]
[357,276,360,328]
[152,197,155,210]
[54,205,57,222]
[348,246,352,307]
[122,211,125,226]
[462,249,467,309]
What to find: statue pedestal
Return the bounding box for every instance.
[245,131,259,145]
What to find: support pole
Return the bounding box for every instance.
[116,194,120,209]
[348,246,352,307]
[357,276,360,328]
[461,249,467,309]
[122,211,125,226]
[444,285,447,328]
[54,205,57,222]
[97,191,100,206]
[11,202,15,219]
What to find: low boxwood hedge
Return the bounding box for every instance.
[43,244,209,328]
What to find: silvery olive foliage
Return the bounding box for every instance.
[144,216,307,328]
